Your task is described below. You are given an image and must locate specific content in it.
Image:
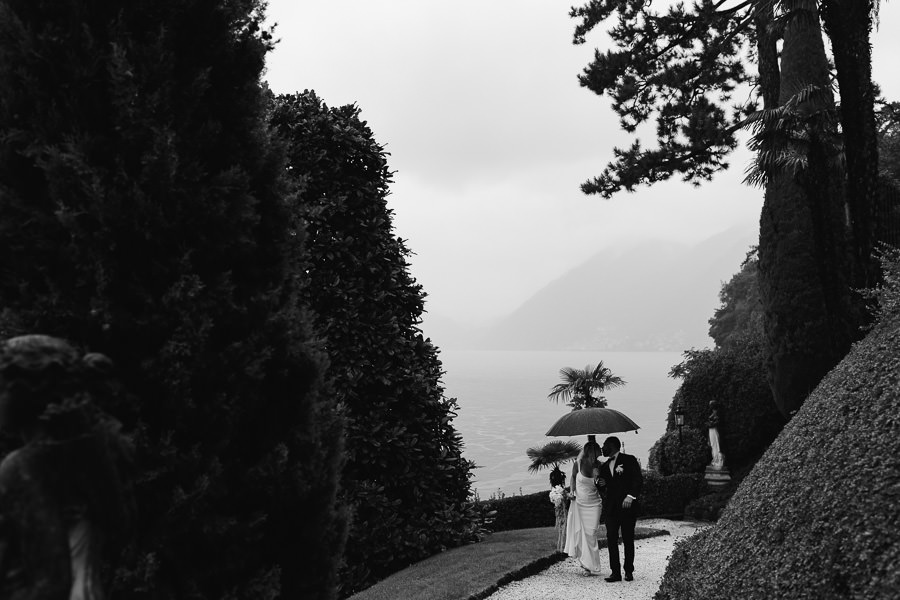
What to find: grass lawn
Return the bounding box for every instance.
[348,525,668,600]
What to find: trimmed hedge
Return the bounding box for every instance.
[655,312,900,599]
[479,472,705,531]
[479,492,556,532]
[683,489,735,522]
[641,472,706,517]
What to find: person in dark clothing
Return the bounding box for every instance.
[596,436,643,582]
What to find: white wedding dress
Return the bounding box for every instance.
[563,472,603,573]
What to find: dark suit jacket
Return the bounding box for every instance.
[598,452,643,517]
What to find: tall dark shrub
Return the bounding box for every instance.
[0,2,344,598]
[666,333,785,474]
[270,91,482,596]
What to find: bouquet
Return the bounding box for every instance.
[549,485,568,507]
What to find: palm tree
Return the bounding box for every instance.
[547,361,625,410]
[526,440,582,487]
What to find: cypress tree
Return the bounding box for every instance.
[271,91,482,596]
[0,1,343,597]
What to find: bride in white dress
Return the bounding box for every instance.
[563,438,603,574]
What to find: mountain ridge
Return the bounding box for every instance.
[425,226,758,351]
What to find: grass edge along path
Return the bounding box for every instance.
[348,524,669,600]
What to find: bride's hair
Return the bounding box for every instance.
[579,440,601,476]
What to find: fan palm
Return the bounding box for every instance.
[526,440,582,487]
[548,361,625,410]
[526,440,582,473]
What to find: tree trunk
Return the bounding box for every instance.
[752,4,780,110]
[821,0,880,295]
[757,1,857,417]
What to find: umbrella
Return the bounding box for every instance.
[545,407,640,437]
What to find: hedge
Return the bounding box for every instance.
[479,492,556,532]
[655,311,900,599]
[478,472,705,532]
[641,472,706,517]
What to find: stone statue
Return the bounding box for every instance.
[707,400,725,469]
[0,335,133,600]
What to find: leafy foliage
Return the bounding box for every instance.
[526,440,582,474]
[648,426,710,476]
[707,247,764,349]
[270,91,482,597]
[547,362,625,409]
[570,0,758,197]
[741,83,844,188]
[478,491,558,532]
[667,334,785,474]
[640,472,707,518]
[656,309,900,600]
[874,101,900,248]
[0,1,342,598]
[878,101,900,187]
[683,488,736,522]
[860,244,900,325]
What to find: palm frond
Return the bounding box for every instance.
[740,81,843,188]
[526,440,582,473]
[548,382,573,403]
[548,361,626,407]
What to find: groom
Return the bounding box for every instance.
[597,436,643,582]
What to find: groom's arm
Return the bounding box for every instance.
[627,455,643,499]
[623,455,643,506]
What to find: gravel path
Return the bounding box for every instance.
[484,519,708,600]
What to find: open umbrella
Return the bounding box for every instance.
[545,407,639,437]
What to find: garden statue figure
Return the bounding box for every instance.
[0,335,133,599]
[707,400,725,468]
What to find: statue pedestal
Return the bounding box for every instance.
[704,465,731,489]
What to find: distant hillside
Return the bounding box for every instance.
[446,227,756,351]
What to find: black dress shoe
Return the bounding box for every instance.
[604,575,622,582]
[624,573,634,581]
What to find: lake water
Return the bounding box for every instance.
[440,350,685,498]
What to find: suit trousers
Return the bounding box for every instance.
[605,506,637,576]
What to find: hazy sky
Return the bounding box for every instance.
[263,1,900,326]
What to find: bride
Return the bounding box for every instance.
[563,436,603,575]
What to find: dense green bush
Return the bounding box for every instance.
[648,426,710,475]
[683,489,735,522]
[479,491,557,532]
[666,332,785,473]
[708,249,763,349]
[640,472,706,517]
[655,309,900,599]
[270,91,481,597]
[0,2,344,598]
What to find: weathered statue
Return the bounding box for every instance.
[0,335,132,599]
[707,400,725,469]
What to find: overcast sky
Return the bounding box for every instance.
[263,1,900,326]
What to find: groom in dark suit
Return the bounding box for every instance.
[597,436,643,582]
